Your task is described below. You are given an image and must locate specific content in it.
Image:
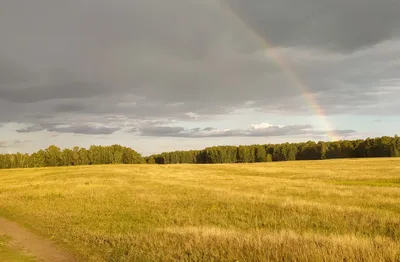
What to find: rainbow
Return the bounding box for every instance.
[214,1,339,141]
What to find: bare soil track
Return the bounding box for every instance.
[0,217,76,262]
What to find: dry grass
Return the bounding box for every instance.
[0,158,400,261]
[0,234,36,262]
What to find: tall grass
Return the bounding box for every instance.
[0,159,399,261]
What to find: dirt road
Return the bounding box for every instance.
[0,217,76,262]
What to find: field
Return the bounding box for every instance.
[0,159,400,261]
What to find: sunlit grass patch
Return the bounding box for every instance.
[333,178,400,187]
[0,158,399,261]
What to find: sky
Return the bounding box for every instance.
[0,0,400,156]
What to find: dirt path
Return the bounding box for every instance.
[0,217,76,262]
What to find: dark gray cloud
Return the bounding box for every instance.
[140,126,186,137]
[53,102,87,113]
[16,125,44,133]
[225,0,400,53]
[0,0,399,130]
[17,123,120,135]
[48,125,120,135]
[138,123,355,138]
[0,58,33,86]
[0,82,107,103]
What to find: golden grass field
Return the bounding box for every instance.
[0,158,400,261]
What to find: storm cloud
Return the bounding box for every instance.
[225,0,400,53]
[0,0,398,153]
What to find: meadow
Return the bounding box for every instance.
[0,158,400,261]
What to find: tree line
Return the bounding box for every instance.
[146,135,400,164]
[0,145,143,169]
[0,135,399,169]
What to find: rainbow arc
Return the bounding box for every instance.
[214,1,339,141]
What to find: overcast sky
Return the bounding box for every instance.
[1,0,399,156]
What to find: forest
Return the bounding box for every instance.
[0,135,399,169]
[0,145,144,169]
[147,135,400,164]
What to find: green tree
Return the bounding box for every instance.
[255,145,266,162]
[45,145,62,167]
